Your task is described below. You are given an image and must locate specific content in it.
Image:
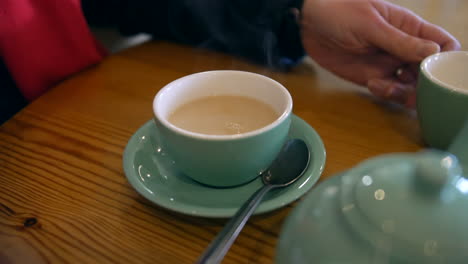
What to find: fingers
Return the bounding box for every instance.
[363,53,405,81]
[395,65,416,83]
[417,22,461,52]
[366,16,440,62]
[367,78,416,107]
[368,1,461,61]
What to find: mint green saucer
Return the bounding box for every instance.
[123,115,326,218]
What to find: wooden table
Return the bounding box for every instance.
[1,2,466,263]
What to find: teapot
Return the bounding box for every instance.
[276,150,468,263]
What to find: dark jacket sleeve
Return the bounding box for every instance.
[82,0,305,70]
[0,59,28,124]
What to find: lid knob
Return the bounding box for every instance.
[414,151,462,193]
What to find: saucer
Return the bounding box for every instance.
[123,115,326,218]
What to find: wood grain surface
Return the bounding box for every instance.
[1,2,466,263]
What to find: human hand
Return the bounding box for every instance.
[300,0,461,107]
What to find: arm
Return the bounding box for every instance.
[81,0,305,69]
[0,60,28,124]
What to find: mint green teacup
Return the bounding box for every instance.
[417,51,468,150]
[153,71,292,187]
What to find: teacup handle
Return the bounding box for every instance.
[449,119,468,175]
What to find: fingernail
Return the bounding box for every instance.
[417,42,440,59]
[405,92,417,109]
[368,79,407,103]
[367,79,388,97]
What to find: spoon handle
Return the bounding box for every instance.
[196,184,274,264]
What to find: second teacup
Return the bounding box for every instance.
[417,51,468,149]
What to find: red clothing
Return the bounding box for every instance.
[0,0,106,101]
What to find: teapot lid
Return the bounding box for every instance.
[341,151,468,259]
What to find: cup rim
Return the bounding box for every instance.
[420,51,468,95]
[153,70,293,141]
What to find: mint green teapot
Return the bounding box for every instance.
[276,150,468,263]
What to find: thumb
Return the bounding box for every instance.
[368,20,440,62]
